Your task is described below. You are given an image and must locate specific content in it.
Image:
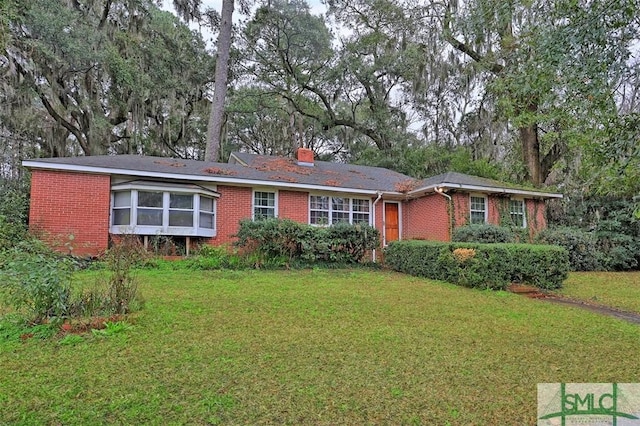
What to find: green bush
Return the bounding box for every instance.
[534,227,601,271]
[595,220,639,271]
[452,224,517,243]
[234,218,380,266]
[547,196,639,271]
[384,240,569,290]
[0,243,75,322]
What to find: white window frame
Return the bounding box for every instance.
[469,194,488,224]
[110,182,218,237]
[308,194,371,226]
[252,190,278,220]
[509,198,527,228]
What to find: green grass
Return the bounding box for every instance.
[1,268,640,425]
[559,271,640,313]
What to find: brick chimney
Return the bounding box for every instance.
[296,147,314,166]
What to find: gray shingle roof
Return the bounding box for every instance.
[24,154,414,193]
[412,172,562,198]
[23,154,562,198]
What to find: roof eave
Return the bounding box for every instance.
[407,182,563,199]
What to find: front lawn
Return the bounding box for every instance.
[560,271,640,313]
[1,268,639,425]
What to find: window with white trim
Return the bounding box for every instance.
[352,199,371,224]
[111,186,217,237]
[470,195,487,224]
[199,196,215,229]
[112,191,132,226]
[253,191,276,220]
[509,199,526,228]
[310,195,330,225]
[309,195,371,225]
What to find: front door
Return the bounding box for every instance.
[384,202,399,244]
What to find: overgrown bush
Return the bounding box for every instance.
[534,227,601,271]
[0,235,145,323]
[547,196,639,271]
[0,178,29,251]
[452,224,518,243]
[185,244,266,270]
[385,240,569,290]
[595,220,639,271]
[0,240,75,322]
[234,218,380,266]
[97,236,146,314]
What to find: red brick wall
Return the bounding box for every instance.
[279,190,308,223]
[210,185,253,245]
[29,170,111,256]
[527,199,547,236]
[487,195,502,225]
[403,193,451,241]
[452,193,469,228]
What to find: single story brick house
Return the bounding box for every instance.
[22,148,562,257]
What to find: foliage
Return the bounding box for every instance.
[234,218,380,265]
[186,245,257,270]
[385,240,569,290]
[351,144,506,179]
[452,224,517,244]
[535,227,601,272]
[2,0,213,158]
[546,196,640,271]
[0,177,30,251]
[0,234,145,324]
[442,0,639,185]
[0,242,75,322]
[99,236,147,315]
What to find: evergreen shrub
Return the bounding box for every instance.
[234,218,380,265]
[384,240,569,290]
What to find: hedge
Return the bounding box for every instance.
[384,240,569,290]
[234,218,380,265]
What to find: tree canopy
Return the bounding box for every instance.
[1,0,639,198]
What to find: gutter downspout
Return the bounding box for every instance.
[371,191,383,262]
[434,187,453,240]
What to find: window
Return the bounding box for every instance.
[199,196,215,229]
[309,195,371,225]
[352,199,371,224]
[253,191,276,220]
[509,199,526,228]
[112,191,131,226]
[137,191,163,226]
[169,194,194,227]
[310,195,330,225]
[331,197,350,223]
[111,185,217,237]
[470,196,487,224]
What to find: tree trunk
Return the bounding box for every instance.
[519,113,542,185]
[205,0,234,162]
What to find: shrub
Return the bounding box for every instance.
[534,227,601,271]
[452,224,517,243]
[0,244,75,322]
[101,236,146,314]
[384,240,569,290]
[234,218,380,266]
[70,236,146,318]
[595,220,639,271]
